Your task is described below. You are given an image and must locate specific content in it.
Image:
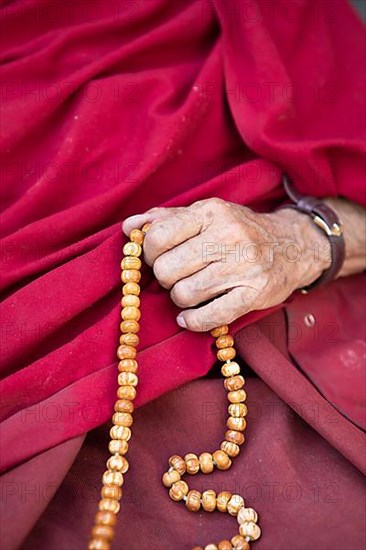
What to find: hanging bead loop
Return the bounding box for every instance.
[88,230,261,550]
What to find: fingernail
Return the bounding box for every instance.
[176,315,187,328]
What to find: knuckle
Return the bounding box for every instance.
[145,226,162,249]
[209,197,226,208]
[147,206,162,215]
[204,197,229,221]
[190,198,208,209]
[191,197,226,210]
[144,226,166,261]
[170,281,191,308]
[153,256,172,288]
[185,314,204,332]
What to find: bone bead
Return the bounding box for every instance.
[199,452,214,474]
[94,511,117,527]
[186,489,201,512]
[117,385,136,400]
[101,485,122,501]
[121,306,141,321]
[239,522,261,541]
[227,389,246,403]
[121,256,142,271]
[220,441,240,457]
[121,294,140,308]
[123,242,142,257]
[122,282,140,296]
[185,453,200,474]
[221,362,240,377]
[204,545,218,550]
[107,455,129,473]
[117,345,136,360]
[141,223,151,233]
[119,333,139,347]
[217,347,236,361]
[102,470,124,487]
[227,494,245,516]
[118,372,138,387]
[114,399,134,413]
[88,538,110,550]
[212,450,232,470]
[129,229,145,245]
[121,269,141,284]
[112,412,133,427]
[211,326,229,337]
[91,524,114,541]
[225,430,245,446]
[162,469,181,488]
[216,491,232,512]
[230,535,250,550]
[110,425,131,441]
[202,489,216,512]
[120,320,140,333]
[224,375,245,392]
[98,498,120,514]
[118,359,138,373]
[216,334,234,349]
[218,541,233,550]
[169,480,189,501]
[227,417,247,431]
[228,403,247,418]
[169,455,186,475]
[237,507,258,525]
[88,535,109,549]
[108,440,129,455]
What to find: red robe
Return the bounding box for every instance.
[0,1,365,548]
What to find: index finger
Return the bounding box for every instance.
[143,208,203,265]
[122,207,178,236]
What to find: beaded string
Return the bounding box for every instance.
[88,225,262,550]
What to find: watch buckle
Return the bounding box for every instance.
[313,215,343,237]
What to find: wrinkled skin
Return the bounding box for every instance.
[123,198,331,331]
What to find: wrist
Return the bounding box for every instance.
[270,208,332,290]
[324,197,366,277]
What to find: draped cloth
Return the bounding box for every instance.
[0,1,365,548]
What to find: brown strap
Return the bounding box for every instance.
[280,175,345,292]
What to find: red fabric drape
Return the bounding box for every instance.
[1,0,365,474]
[1,308,365,550]
[20,377,366,550]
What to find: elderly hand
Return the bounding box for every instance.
[123,198,331,331]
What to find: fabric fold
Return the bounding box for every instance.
[1,0,365,496]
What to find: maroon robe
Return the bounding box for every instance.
[0,0,365,548]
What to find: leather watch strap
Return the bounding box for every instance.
[280,175,345,292]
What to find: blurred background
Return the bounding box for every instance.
[351,0,366,19]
